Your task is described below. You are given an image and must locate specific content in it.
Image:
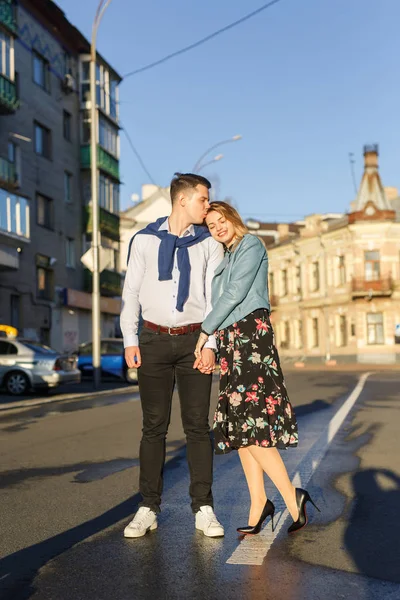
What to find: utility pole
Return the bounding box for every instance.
[90,0,113,389]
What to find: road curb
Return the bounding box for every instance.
[0,384,139,412]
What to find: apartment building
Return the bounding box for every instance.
[249,146,400,364]
[0,0,122,351]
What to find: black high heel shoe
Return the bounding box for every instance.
[287,488,320,533]
[237,499,275,535]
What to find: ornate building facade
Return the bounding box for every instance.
[248,146,400,364]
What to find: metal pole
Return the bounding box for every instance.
[192,135,241,172]
[90,0,112,389]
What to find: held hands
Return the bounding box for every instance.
[193,333,215,375]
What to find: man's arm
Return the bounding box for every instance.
[120,235,145,366]
[193,238,224,373]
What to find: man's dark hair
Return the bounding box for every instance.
[170,172,212,204]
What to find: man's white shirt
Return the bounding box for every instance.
[120,219,224,350]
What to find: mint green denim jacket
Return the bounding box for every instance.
[202,234,270,334]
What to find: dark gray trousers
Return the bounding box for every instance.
[137,328,213,513]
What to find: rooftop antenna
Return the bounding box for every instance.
[348,152,358,195]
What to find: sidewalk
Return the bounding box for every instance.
[0,379,138,411]
[282,361,400,372]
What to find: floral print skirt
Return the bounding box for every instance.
[213,309,298,455]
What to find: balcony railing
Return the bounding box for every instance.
[0,0,18,33]
[83,206,120,242]
[0,157,17,189]
[84,268,122,297]
[351,276,393,297]
[0,73,19,114]
[80,144,120,181]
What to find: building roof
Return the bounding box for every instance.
[353,145,391,212]
[22,0,122,80]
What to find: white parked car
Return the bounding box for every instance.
[0,339,81,396]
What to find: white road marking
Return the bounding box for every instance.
[226,372,372,565]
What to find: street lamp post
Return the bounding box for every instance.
[196,153,224,173]
[192,135,241,173]
[91,0,112,389]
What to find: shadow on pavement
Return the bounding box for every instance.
[0,447,186,600]
[344,468,400,585]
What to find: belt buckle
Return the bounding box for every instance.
[168,326,179,336]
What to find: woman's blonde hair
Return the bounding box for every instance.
[207,201,249,240]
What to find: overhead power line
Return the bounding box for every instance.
[123,0,282,79]
[121,124,157,185]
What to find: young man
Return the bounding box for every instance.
[120,173,225,538]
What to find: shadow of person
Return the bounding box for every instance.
[344,468,400,584]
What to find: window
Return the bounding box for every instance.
[350,321,356,337]
[36,255,53,300]
[10,295,20,329]
[367,313,384,345]
[37,193,54,229]
[295,265,302,294]
[339,315,347,347]
[297,319,303,349]
[110,78,118,119]
[33,51,50,92]
[64,172,72,203]
[103,340,123,355]
[81,60,90,102]
[281,321,290,349]
[311,261,320,291]
[0,341,18,355]
[81,110,91,143]
[281,269,288,297]
[66,238,75,268]
[311,317,319,348]
[0,30,13,79]
[338,256,346,285]
[364,250,380,282]
[0,189,29,238]
[269,272,275,297]
[63,110,72,141]
[99,174,119,213]
[8,140,20,185]
[99,114,118,157]
[34,122,51,158]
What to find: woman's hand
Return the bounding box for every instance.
[194,332,209,359]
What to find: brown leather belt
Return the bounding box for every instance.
[143,320,202,336]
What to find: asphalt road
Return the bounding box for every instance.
[0,370,399,600]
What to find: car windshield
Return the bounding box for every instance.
[20,341,57,354]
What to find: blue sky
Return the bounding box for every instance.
[57,0,400,221]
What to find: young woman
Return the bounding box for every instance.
[194,202,320,535]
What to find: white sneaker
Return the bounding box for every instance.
[195,506,224,538]
[124,507,158,538]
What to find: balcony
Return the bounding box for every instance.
[84,268,122,297]
[0,157,18,190]
[0,1,18,33]
[0,74,19,114]
[351,276,393,298]
[80,144,120,181]
[84,206,120,242]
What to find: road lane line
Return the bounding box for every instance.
[226,372,372,565]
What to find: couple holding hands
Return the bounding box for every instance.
[120,173,319,540]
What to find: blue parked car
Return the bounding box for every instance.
[77,338,137,383]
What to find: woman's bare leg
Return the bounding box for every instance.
[248,445,299,520]
[238,447,267,525]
